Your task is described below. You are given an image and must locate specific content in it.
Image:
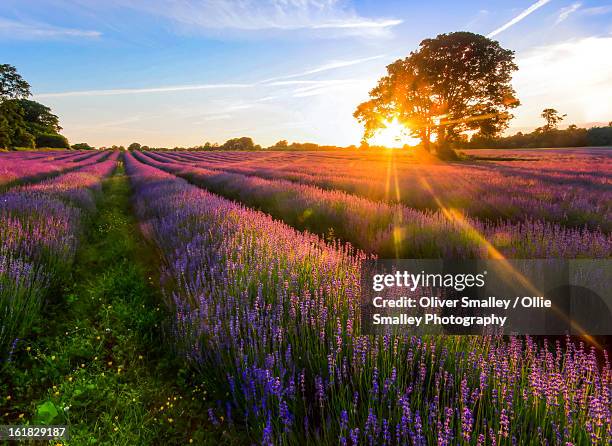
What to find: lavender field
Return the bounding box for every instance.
[1,148,610,445]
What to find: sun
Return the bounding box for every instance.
[367,118,420,148]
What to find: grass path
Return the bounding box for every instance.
[0,162,244,445]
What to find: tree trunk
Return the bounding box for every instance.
[421,129,431,152]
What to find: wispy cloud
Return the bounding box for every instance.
[556,3,582,24]
[35,83,252,99]
[261,54,385,83]
[487,0,553,38]
[0,17,101,39]
[581,5,612,15]
[95,0,401,36]
[35,52,380,98]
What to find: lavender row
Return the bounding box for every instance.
[0,150,108,191]
[0,152,118,365]
[137,151,611,259]
[158,150,611,232]
[125,153,610,445]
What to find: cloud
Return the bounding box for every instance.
[261,54,385,83]
[0,17,101,39]
[34,83,253,99]
[556,2,582,24]
[199,114,232,122]
[34,53,380,98]
[487,0,553,38]
[96,0,401,36]
[511,36,612,129]
[581,5,612,15]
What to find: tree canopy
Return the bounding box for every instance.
[540,108,566,131]
[0,64,69,149]
[0,64,31,101]
[72,142,95,150]
[354,32,519,158]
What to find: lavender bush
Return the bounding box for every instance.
[126,152,610,445]
[136,151,611,259]
[0,152,118,364]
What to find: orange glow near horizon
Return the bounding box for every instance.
[367,118,420,148]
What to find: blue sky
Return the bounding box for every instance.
[1,0,611,147]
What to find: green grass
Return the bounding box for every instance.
[0,163,246,445]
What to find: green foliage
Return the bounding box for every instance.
[469,124,612,148]
[0,64,31,100]
[220,136,260,151]
[127,142,141,151]
[36,132,70,148]
[0,66,69,149]
[17,99,62,135]
[0,100,34,149]
[72,142,96,150]
[36,400,59,424]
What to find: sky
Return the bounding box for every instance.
[1,0,611,148]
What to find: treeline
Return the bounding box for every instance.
[468,123,612,149]
[134,138,359,152]
[467,108,611,149]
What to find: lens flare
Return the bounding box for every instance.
[367,118,420,148]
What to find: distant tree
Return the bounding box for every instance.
[0,64,31,101]
[36,133,69,148]
[541,108,566,131]
[587,125,612,146]
[355,32,519,159]
[128,142,141,151]
[72,142,95,150]
[273,139,289,149]
[221,137,258,151]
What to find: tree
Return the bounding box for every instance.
[221,137,259,151]
[36,133,70,148]
[17,99,61,134]
[0,101,34,149]
[0,65,71,149]
[72,142,95,150]
[541,108,566,131]
[128,142,141,151]
[273,140,289,149]
[355,32,519,158]
[0,64,31,101]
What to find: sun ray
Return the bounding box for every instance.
[368,118,421,148]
